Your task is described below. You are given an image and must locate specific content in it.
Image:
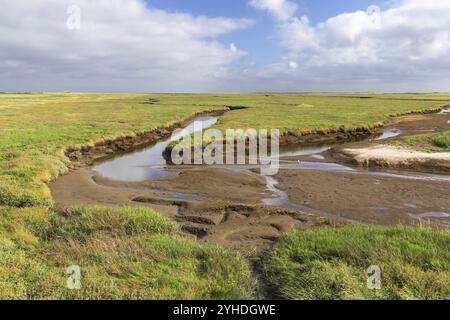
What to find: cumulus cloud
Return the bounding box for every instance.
[241,0,450,92]
[2,0,450,92]
[279,0,450,67]
[249,0,298,21]
[0,0,251,92]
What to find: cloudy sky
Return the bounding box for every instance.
[1,0,450,92]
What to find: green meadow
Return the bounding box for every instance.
[1,92,449,208]
[1,92,450,300]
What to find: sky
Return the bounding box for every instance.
[1,0,450,93]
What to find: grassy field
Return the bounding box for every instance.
[393,130,450,152]
[213,93,450,134]
[0,206,255,299]
[1,92,449,207]
[1,92,450,300]
[262,226,450,300]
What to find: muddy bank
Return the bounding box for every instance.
[335,145,450,173]
[65,109,228,167]
[276,169,450,228]
[65,105,449,170]
[330,111,450,173]
[50,168,327,252]
[94,167,268,204]
[279,106,449,146]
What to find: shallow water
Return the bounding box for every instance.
[279,145,330,157]
[91,113,449,223]
[410,212,450,220]
[92,113,450,187]
[375,128,402,140]
[92,113,409,183]
[93,116,218,181]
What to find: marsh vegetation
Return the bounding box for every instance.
[1,93,449,299]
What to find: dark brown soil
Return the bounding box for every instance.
[51,106,450,252]
[276,169,450,228]
[50,168,327,252]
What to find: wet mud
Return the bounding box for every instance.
[51,107,450,251]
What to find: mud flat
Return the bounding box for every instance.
[275,169,450,228]
[331,110,450,172]
[51,107,450,252]
[51,167,328,252]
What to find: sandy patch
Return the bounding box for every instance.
[342,144,450,171]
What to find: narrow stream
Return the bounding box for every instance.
[93,117,423,182]
[92,114,449,222]
[375,128,402,140]
[93,116,217,181]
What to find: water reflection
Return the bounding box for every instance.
[93,116,218,181]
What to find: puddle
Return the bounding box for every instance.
[410,212,450,220]
[279,146,330,157]
[93,116,218,181]
[150,188,204,201]
[370,206,390,211]
[273,162,450,182]
[439,107,450,114]
[279,161,356,172]
[375,128,402,140]
[168,192,204,201]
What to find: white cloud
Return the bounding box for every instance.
[285,0,450,69]
[241,0,450,92]
[229,43,242,55]
[0,0,251,92]
[288,61,298,69]
[2,0,450,92]
[249,0,298,21]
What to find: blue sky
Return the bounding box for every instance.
[1,0,450,92]
[146,0,386,65]
[147,0,385,22]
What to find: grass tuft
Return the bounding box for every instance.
[262,226,450,300]
[394,130,450,152]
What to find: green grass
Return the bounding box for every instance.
[1,92,449,207]
[2,93,449,300]
[394,130,450,152]
[0,206,255,299]
[262,226,450,300]
[432,131,450,149]
[213,93,450,135]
